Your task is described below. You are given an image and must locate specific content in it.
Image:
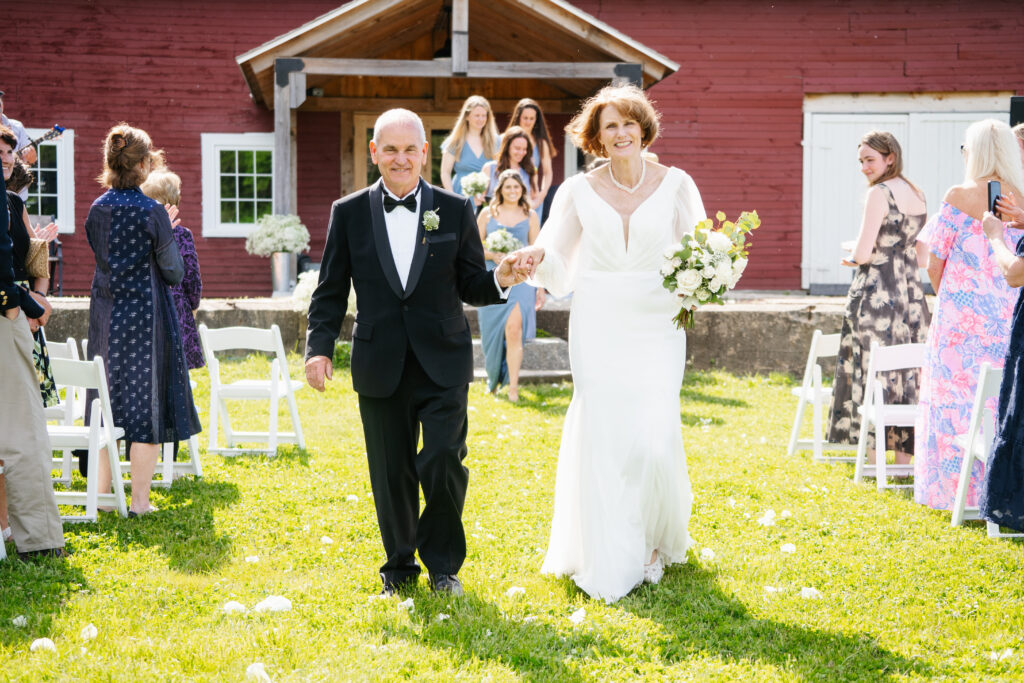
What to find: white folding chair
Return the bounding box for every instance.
[950,363,1024,538]
[199,323,305,456]
[118,380,203,487]
[44,335,86,488]
[853,341,926,490]
[787,330,857,462]
[47,356,129,521]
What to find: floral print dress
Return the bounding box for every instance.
[828,184,930,452]
[914,203,1023,509]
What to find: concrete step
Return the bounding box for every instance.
[472,337,570,372]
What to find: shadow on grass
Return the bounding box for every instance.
[105,478,240,574]
[680,387,748,408]
[0,552,90,646]
[382,592,624,682]
[621,563,929,679]
[212,444,312,469]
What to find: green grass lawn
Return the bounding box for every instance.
[2,355,1023,681]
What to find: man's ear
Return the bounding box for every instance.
[369,140,378,165]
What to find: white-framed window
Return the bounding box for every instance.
[201,132,274,237]
[24,127,75,234]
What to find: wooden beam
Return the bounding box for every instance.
[299,96,576,113]
[465,61,627,79]
[300,57,452,78]
[289,71,307,109]
[451,0,468,76]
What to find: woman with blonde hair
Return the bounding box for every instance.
[86,123,200,517]
[914,118,1024,511]
[475,169,543,402]
[515,84,706,602]
[440,95,499,203]
[828,131,930,469]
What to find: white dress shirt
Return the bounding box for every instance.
[380,184,510,297]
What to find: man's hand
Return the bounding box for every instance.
[495,252,530,288]
[29,291,51,327]
[305,355,333,392]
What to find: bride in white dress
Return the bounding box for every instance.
[518,85,706,603]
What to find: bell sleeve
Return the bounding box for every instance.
[531,177,583,298]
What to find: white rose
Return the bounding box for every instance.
[659,263,675,278]
[716,261,732,281]
[696,287,712,302]
[733,257,748,276]
[707,231,733,254]
[663,244,679,259]
[701,264,717,279]
[708,276,725,293]
[675,269,703,296]
[670,257,683,269]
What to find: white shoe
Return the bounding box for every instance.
[2,527,11,541]
[643,555,664,584]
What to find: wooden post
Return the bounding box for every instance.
[339,110,354,196]
[451,0,468,76]
[274,58,304,215]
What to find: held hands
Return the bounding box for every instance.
[494,249,538,288]
[304,355,333,392]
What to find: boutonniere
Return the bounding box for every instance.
[422,209,440,231]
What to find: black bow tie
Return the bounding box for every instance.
[383,193,417,213]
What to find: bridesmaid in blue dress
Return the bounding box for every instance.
[441,95,500,206]
[508,98,556,209]
[482,126,537,207]
[476,169,544,401]
[86,125,200,516]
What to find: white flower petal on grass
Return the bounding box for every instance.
[245,662,272,682]
[764,585,778,594]
[245,556,260,564]
[780,510,792,519]
[988,648,1014,662]
[80,623,98,641]
[700,548,716,561]
[757,510,777,527]
[780,543,796,554]
[345,495,359,503]
[398,598,414,611]
[486,629,493,637]
[728,498,736,508]
[569,607,586,625]
[523,615,538,623]
[320,536,334,545]
[253,596,292,613]
[30,638,56,653]
[436,613,450,622]
[800,587,822,600]
[223,601,247,615]
[505,586,526,598]
[12,615,27,627]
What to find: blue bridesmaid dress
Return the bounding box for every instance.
[446,140,488,197]
[477,215,536,392]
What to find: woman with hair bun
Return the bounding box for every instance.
[914,119,1024,510]
[85,123,200,517]
[827,131,930,468]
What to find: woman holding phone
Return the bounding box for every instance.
[913,119,1024,511]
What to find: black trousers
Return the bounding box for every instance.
[358,348,470,587]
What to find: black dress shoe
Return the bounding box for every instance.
[380,575,417,596]
[18,547,69,561]
[429,573,464,596]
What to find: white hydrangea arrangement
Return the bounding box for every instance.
[483,228,523,254]
[460,171,489,198]
[660,210,760,329]
[245,214,310,257]
[291,269,357,315]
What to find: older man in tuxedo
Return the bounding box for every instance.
[305,109,524,596]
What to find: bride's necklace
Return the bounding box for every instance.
[608,158,646,194]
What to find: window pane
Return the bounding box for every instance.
[220,150,236,173]
[41,197,58,217]
[238,201,255,223]
[256,176,272,199]
[220,175,237,199]
[40,171,58,194]
[40,145,58,166]
[256,150,272,174]
[239,176,255,198]
[256,201,273,219]
[237,150,254,174]
[26,197,38,214]
[220,201,236,223]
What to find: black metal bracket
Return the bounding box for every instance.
[275,58,305,87]
[613,63,643,88]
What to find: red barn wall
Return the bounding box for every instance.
[5,1,1024,293]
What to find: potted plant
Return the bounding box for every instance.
[245,213,311,296]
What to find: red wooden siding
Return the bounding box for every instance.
[6,0,1024,293]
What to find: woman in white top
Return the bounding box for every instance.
[516,85,706,602]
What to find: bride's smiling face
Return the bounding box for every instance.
[599,105,642,161]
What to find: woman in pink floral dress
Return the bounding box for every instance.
[914,119,1024,510]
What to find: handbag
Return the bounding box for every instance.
[26,238,50,279]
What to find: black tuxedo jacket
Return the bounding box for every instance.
[306,178,504,398]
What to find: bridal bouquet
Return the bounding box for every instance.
[460,171,489,198]
[660,210,761,329]
[484,228,523,254]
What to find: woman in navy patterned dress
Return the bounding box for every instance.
[86,124,200,516]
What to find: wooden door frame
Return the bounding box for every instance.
[352,112,458,191]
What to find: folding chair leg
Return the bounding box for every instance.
[219,397,236,448]
[0,465,6,560]
[85,429,101,522]
[268,395,279,456]
[951,451,975,527]
[161,442,175,485]
[812,389,824,463]
[787,395,806,456]
[853,418,871,482]
[208,388,219,452]
[188,434,202,477]
[287,392,304,449]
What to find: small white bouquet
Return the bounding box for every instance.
[291,269,357,314]
[661,210,760,329]
[484,228,523,254]
[245,213,311,257]
[460,171,489,198]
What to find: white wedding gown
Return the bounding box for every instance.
[534,167,706,602]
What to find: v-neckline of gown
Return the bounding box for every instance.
[582,168,674,254]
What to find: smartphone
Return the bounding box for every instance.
[989,180,1002,216]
